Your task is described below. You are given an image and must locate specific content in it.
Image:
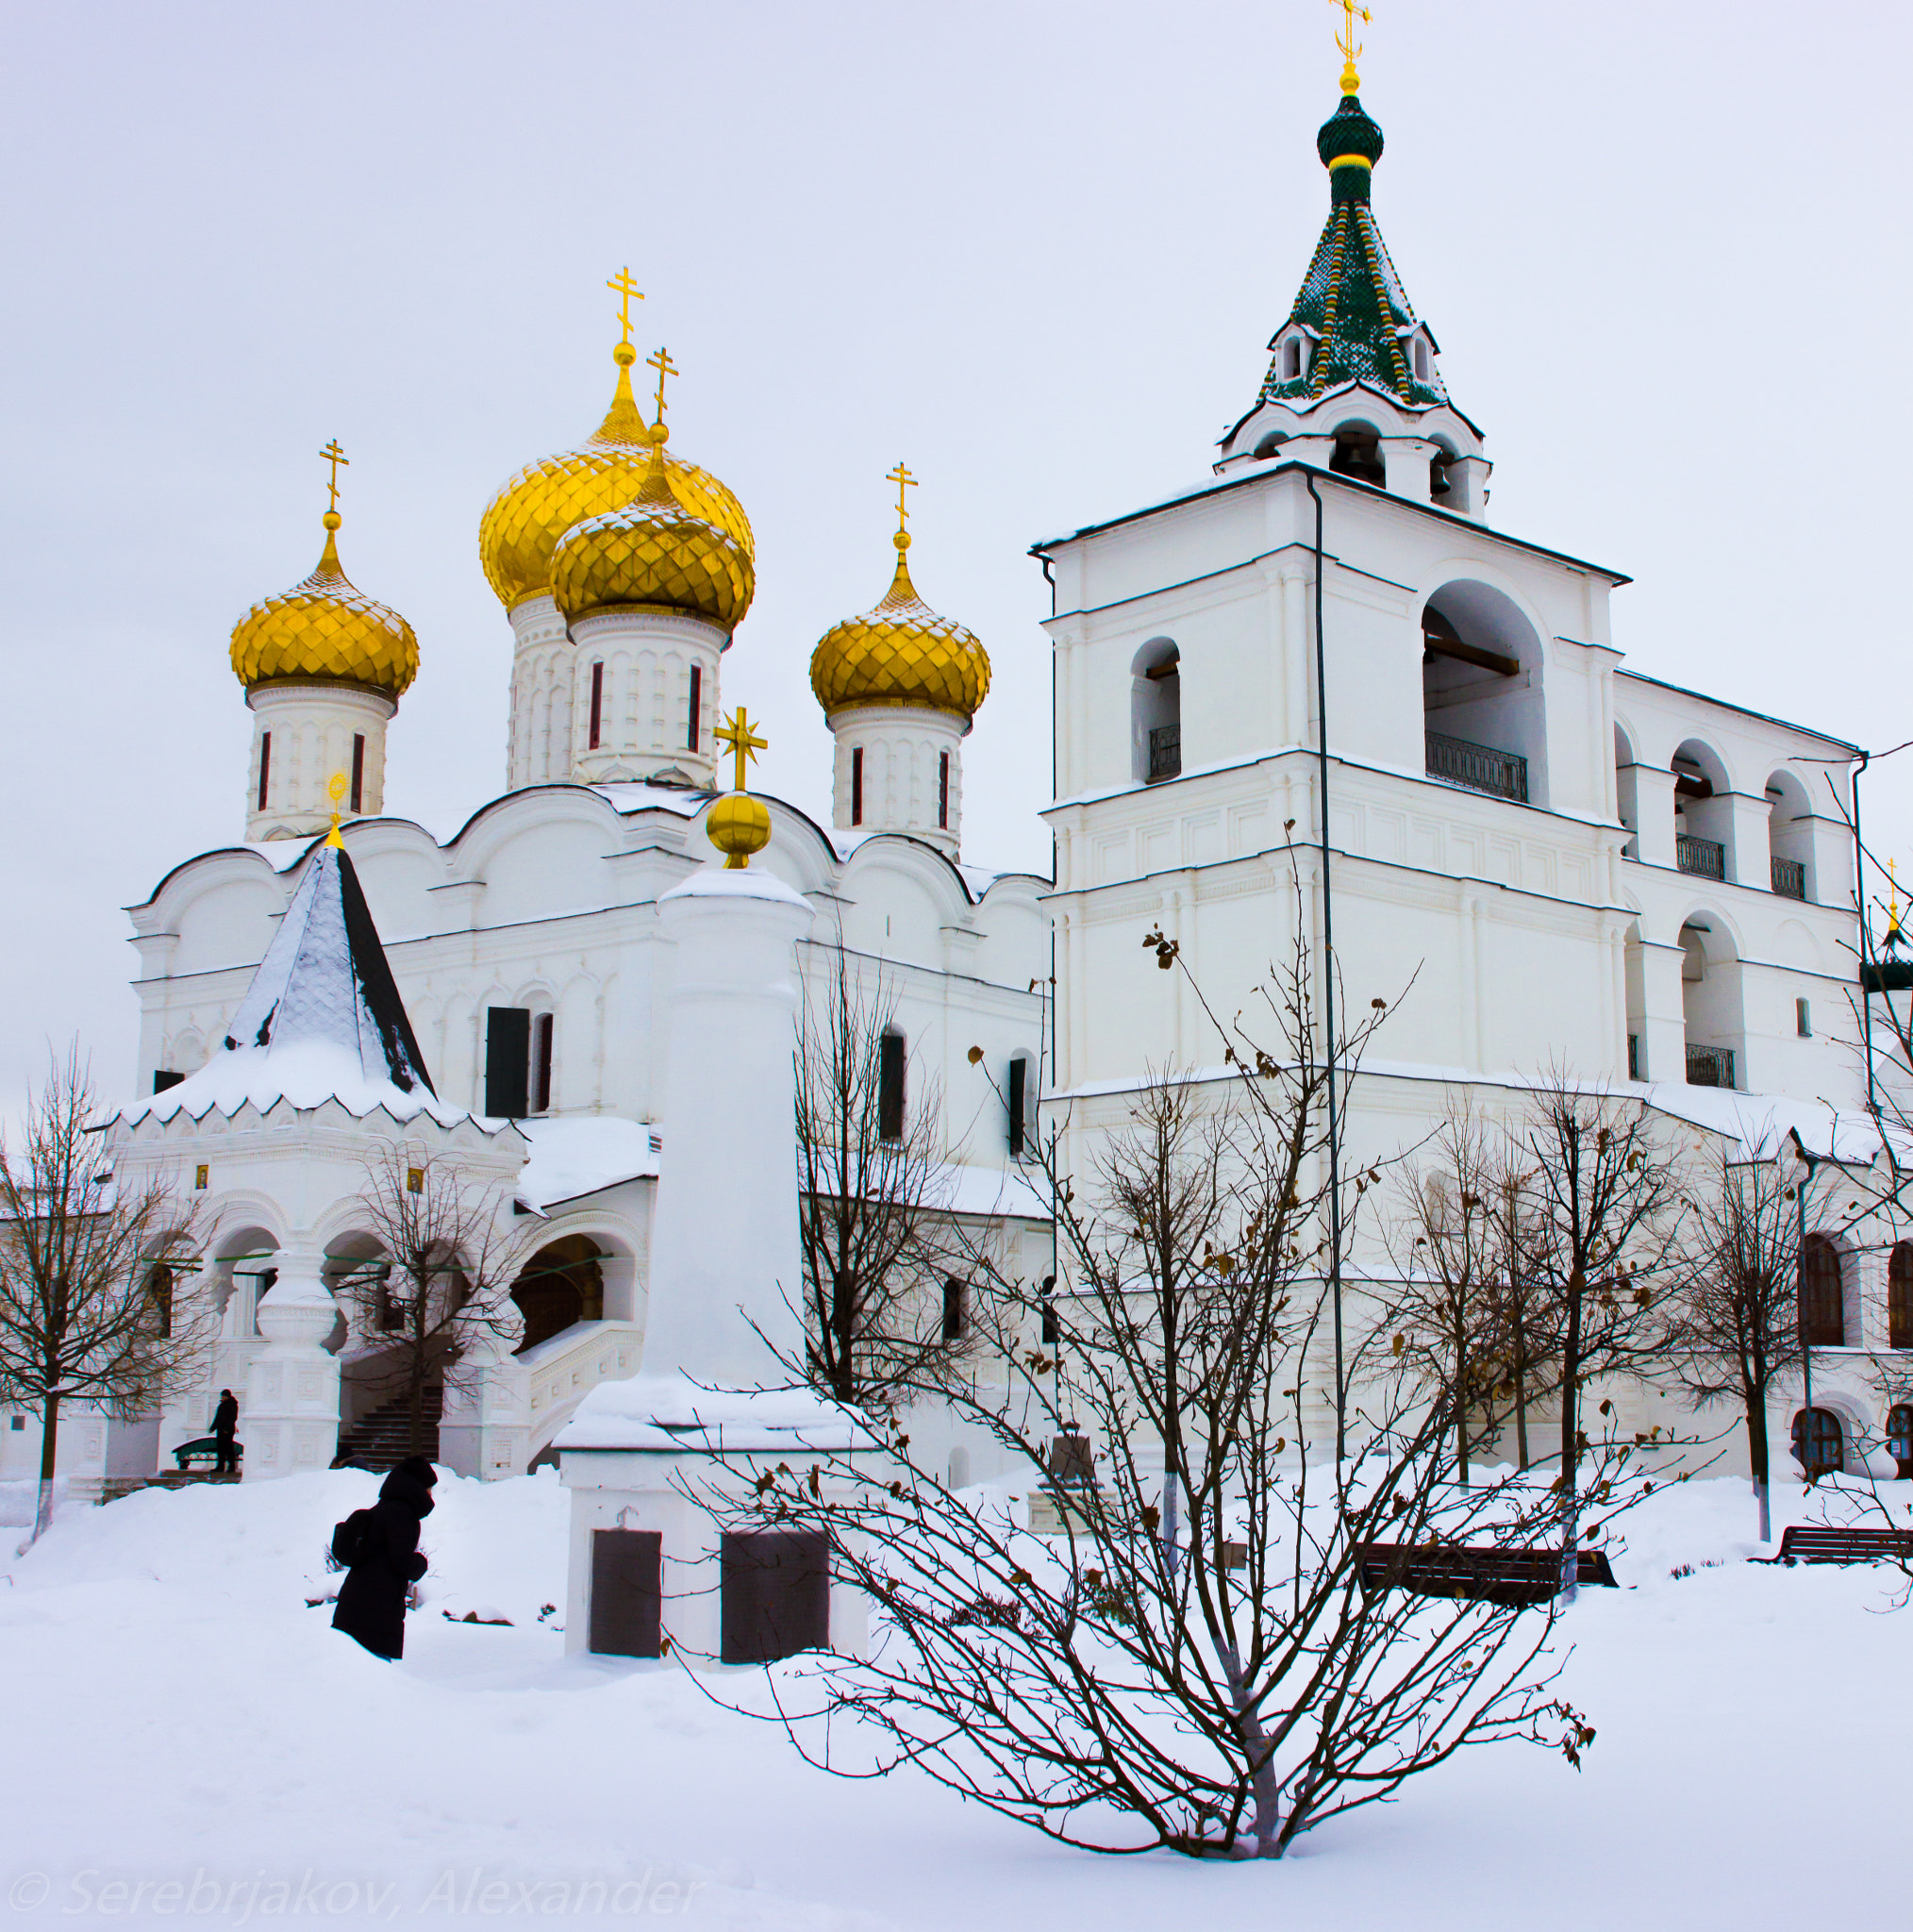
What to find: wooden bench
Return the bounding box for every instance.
[1356,1541,1619,1607]
[1773,1525,1913,1566]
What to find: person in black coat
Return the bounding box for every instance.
[331,1457,437,1661]
[212,1390,240,1474]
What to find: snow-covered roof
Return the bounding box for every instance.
[514,1117,660,1214]
[123,842,450,1129]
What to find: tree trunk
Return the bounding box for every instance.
[1455,1331,1470,1486]
[1221,1643,1283,1857]
[1747,1397,1772,1544]
[1557,1269,1585,1604]
[1511,1305,1531,1470]
[30,1388,61,1545]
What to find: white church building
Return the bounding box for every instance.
[9,58,1910,1499]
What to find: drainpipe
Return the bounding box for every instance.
[1304,472,1346,1462]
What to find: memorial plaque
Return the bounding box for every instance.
[589,1528,663,1657]
[721,1530,829,1664]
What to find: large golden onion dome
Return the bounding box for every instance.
[550,425,755,634]
[810,528,990,724]
[229,510,419,695]
[479,341,754,610]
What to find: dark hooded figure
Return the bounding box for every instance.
[212,1390,240,1474]
[331,1457,437,1660]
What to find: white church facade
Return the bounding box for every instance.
[9,61,1912,1500]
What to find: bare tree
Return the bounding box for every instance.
[794,938,968,1411]
[1664,1146,1802,1541]
[693,909,1624,1858]
[1382,1108,1522,1483]
[1522,1074,1689,1594]
[0,1049,211,1541]
[332,1144,531,1458]
[1479,1154,1558,1471]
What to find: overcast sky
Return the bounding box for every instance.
[3,0,1908,1124]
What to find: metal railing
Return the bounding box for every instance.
[1676,834,1726,880]
[1147,724,1181,783]
[1424,730,1528,803]
[1772,856,1806,900]
[1686,1043,1736,1089]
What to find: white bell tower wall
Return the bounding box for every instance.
[244,683,395,842]
[565,608,725,790]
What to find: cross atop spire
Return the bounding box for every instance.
[1331,0,1372,94]
[888,460,917,540]
[607,266,644,345]
[714,706,767,795]
[647,345,678,429]
[320,439,349,515]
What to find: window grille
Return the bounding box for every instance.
[1798,1236,1844,1346]
[1685,1043,1735,1089]
[1772,856,1805,899]
[1147,724,1181,782]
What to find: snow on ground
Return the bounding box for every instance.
[0,1469,1906,1928]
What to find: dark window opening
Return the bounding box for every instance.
[258,733,271,812]
[1791,1407,1844,1480]
[1888,1404,1913,1475]
[878,1030,905,1141]
[1889,1243,1913,1351]
[1282,338,1302,380]
[590,1528,662,1657]
[688,663,702,753]
[589,661,605,751]
[484,1006,532,1118]
[1799,1234,1844,1346]
[850,745,863,826]
[350,734,365,814]
[1040,1275,1058,1346]
[1329,425,1385,486]
[1135,641,1181,784]
[721,1529,829,1664]
[374,1265,403,1333]
[942,1277,967,1343]
[1007,1055,1028,1157]
[153,1069,186,1094]
[1797,997,1812,1039]
[938,749,950,829]
[145,1266,174,1339]
[534,1012,555,1113]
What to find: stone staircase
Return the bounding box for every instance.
[335,1385,443,1471]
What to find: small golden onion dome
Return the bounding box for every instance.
[479,342,754,610]
[550,426,756,633]
[229,512,419,695]
[809,533,990,724]
[707,791,772,868]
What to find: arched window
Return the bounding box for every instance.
[588,661,606,751]
[144,1265,174,1339]
[1421,585,1536,806]
[1888,1405,1913,1476]
[878,1030,906,1141]
[1414,337,1430,381]
[1799,1235,1844,1345]
[533,1012,555,1114]
[511,1236,606,1353]
[1329,424,1385,485]
[1007,1052,1032,1157]
[1283,338,1303,381]
[941,1277,967,1343]
[1791,1407,1844,1479]
[1890,1243,1913,1350]
[1132,639,1181,785]
[1672,740,1732,881]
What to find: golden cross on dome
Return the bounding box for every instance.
[607,267,644,345]
[1330,0,1371,92]
[1889,858,1902,937]
[714,707,767,795]
[320,440,349,513]
[888,460,917,536]
[647,345,678,425]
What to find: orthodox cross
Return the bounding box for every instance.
[1330,0,1371,87]
[888,460,917,535]
[647,345,679,425]
[715,707,767,794]
[607,266,644,344]
[320,439,349,513]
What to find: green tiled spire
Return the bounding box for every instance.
[1259,92,1448,410]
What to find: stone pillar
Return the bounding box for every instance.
[1631,766,1679,870]
[1444,454,1491,521]
[1638,936,1688,1088]
[439,1302,529,1480]
[1382,437,1438,504]
[1726,792,1773,891]
[504,593,573,791]
[242,1247,341,1480]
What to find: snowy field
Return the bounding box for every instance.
[0,1468,1905,1929]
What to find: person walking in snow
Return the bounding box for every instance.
[330,1457,437,1661]
[211,1389,240,1474]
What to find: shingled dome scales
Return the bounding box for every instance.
[222,842,435,1096]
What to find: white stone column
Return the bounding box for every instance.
[245,684,396,842]
[1638,937,1688,1088]
[1631,766,1680,870]
[1382,437,1439,504]
[241,1247,341,1480]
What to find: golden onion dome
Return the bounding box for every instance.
[810,531,990,724]
[550,425,756,634]
[229,511,419,696]
[479,342,754,610]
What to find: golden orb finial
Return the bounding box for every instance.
[708,708,772,868]
[324,771,348,848]
[1331,0,1372,93]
